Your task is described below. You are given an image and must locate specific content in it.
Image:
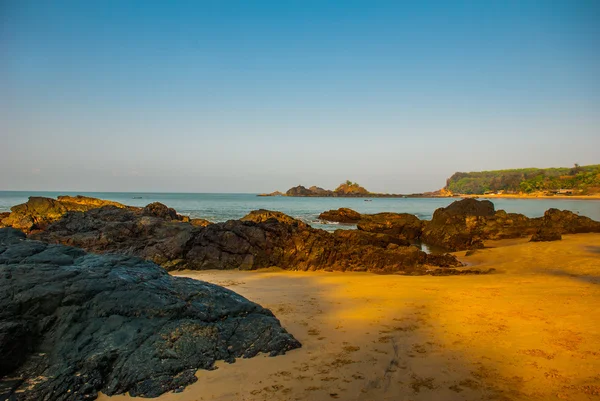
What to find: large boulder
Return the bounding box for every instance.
[441,198,495,217]
[241,209,307,227]
[479,210,541,240]
[32,206,198,270]
[421,199,544,251]
[420,199,496,251]
[318,208,362,223]
[33,207,465,275]
[530,226,562,242]
[357,212,424,240]
[541,208,600,233]
[142,202,182,221]
[0,228,300,400]
[190,218,213,227]
[420,199,600,251]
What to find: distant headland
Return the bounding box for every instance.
[259,164,600,199]
[258,180,448,198]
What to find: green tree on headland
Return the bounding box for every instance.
[445,164,600,195]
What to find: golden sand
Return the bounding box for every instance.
[99,234,600,401]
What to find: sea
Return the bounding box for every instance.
[1,191,599,232]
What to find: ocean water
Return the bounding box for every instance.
[1,191,599,231]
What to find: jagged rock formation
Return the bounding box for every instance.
[319,209,424,240]
[420,199,600,251]
[0,213,8,228]
[541,208,600,233]
[357,213,424,240]
[530,226,562,242]
[420,199,532,251]
[0,228,300,400]
[0,196,210,235]
[0,196,129,233]
[285,185,316,197]
[318,208,362,223]
[28,204,464,274]
[273,181,404,197]
[319,199,600,251]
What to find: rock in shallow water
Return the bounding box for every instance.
[0,228,300,400]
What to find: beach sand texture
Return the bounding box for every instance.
[99,234,600,401]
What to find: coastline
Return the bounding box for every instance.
[458,193,600,201]
[259,193,600,200]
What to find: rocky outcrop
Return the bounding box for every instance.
[142,202,184,221]
[276,182,404,197]
[333,181,370,196]
[190,218,213,227]
[540,208,600,234]
[530,226,562,242]
[318,208,362,223]
[0,228,300,400]
[358,213,424,240]
[33,207,464,274]
[285,185,316,197]
[308,186,332,196]
[186,210,462,273]
[0,196,198,235]
[318,209,424,240]
[0,196,129,233]
[420,199,600,251]
[421,199,541,251]
[0,212,8,227]
[56,195,126,209]
[257,191,284,197]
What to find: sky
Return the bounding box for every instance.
[1,0,599,193]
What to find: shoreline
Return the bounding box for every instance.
[258,193,600,200]
[458,193,600,201]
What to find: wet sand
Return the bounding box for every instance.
[100,234,600,401]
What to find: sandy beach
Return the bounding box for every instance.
[457,194,600,201]
[98,234,600,401]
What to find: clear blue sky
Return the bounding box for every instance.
[1,0,599,193]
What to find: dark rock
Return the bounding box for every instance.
[479,210,541,240]
[2,196,128,233]
[33,207,464,275]
[541,208,600,234]
[0,228,300,400]
[441,198,495,217]
[142,202,183,221]
[190,218,213,227]
[530,226,562,242]
[308,186,332,196]
[285,185,315,197]
[319,208,362,223]
[420,199,600,251]
[421,199,540,251]
[424,253,464,268]
[241,209,307,226]
[0,212,9,227]
[357,212,424,240]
